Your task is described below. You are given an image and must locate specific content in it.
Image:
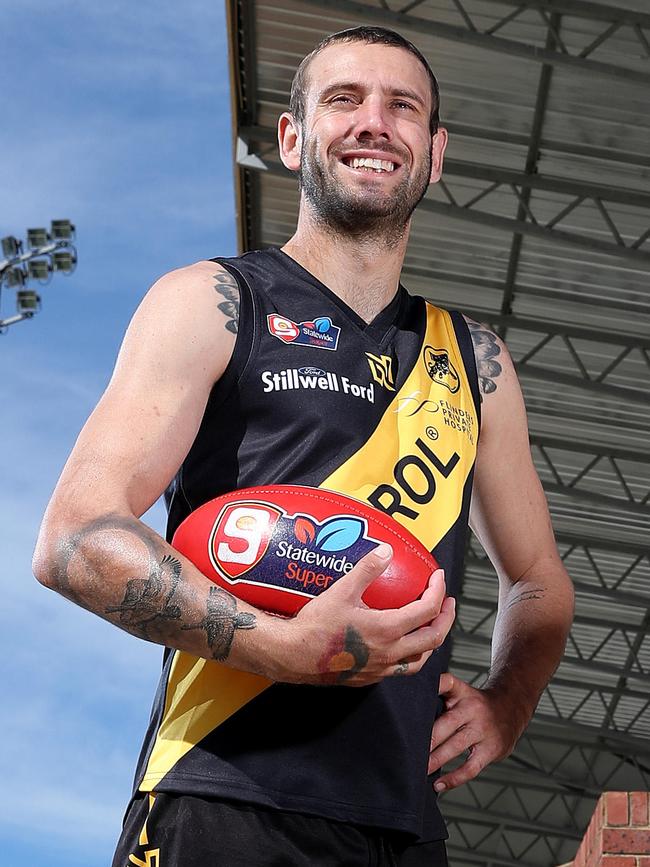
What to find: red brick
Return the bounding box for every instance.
[603,828,650,854]
[637,858,650,867]
[607,793,631,827]
[601,857,639,867]
[631,794,650,827]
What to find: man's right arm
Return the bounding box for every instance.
[33,260,454,685]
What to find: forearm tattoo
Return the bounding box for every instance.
[506,587,546,609]
[213,270,240,334]
[467,319,502,399]
[182,586,256,661]
[318,625,370,684]
[50,513,256,658]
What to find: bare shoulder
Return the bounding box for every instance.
[462,315,527,439]
[461,315,507,400]
[118,259,241,385]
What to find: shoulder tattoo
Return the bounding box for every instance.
[213,269,240,334]
[466,319,503,399]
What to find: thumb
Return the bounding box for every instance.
[336,543,392,600]
[438,672,456,696]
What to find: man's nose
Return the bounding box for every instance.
[350,97,392,140]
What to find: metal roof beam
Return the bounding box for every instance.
[540,481,650,516]
[245,157,650,269]
[443,121,650,170]
[459,313,650,351]
[455,630,650,684]
[420,199,650,266]
[500,12,558,323]
[446,843,539,867]
[529,434,650,464]
[517,362,650,405]
[464,556,650,609]
[444,803,582,841]
[489,0,650,30]
[553,531,649,556]
[239,125,650,209]
[444,158,650,209]
[297,0,650,85]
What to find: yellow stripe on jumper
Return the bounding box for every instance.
[321,305,478,550]
[139,652,271,791]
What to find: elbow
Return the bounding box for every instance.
[32,514,72,592]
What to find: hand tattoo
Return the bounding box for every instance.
[318,625,370,684]
[182,585,256,661]
[213,269,240,334]
[467,319,502,399]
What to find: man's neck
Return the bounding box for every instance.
[282,213,409,324]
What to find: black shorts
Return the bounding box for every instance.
[112,792,448,867]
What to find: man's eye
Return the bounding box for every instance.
[394,101,414,111]
[331,95,353,104]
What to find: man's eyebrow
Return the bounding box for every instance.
[317,82,426,107]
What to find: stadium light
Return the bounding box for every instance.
[50,219,75,240]
[1,236,21,258]
[52,250,76,272]
[5,267,26,287]
[28,259,51,280]
[27,227,50,249]
[0,218,77,332]
[16,290,41,315]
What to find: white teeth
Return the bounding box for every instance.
[348,156,395,172]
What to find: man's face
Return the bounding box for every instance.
[297,42,436,239]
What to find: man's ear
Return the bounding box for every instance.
[278,112,302,172]
[429,127,448,185]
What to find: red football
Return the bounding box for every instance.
[171,485,439,616]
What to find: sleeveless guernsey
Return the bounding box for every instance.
[130,248,481,841]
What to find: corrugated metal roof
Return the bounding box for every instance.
[227,1,650,862]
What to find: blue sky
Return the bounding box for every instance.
[1,2,238,863]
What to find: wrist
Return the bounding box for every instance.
[481,674,537,737]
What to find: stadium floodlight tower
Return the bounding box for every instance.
[0,219,77,332]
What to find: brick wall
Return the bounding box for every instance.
[569,793,650,867]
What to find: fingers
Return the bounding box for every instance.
[387,570,447,634]
[432,747,487,792]
[335,544,393,600]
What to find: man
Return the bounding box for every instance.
[33,26,574,867]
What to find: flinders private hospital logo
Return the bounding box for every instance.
[267,313,341,351]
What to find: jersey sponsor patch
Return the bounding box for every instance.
[422,345,460,393]
[260,367,375,403]
[267,313,341,351]
[366,352,396,391]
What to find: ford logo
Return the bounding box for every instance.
[299,366,326,376]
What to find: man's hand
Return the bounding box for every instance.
[272,545,456,687]
[428,673,526,791]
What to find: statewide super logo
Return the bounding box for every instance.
[209,500,379,598]
[268,313,341,351]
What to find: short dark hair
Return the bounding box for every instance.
[289,26,440,135]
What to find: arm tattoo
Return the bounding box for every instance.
[506,587,546,609]
[106,553,183,632]
[317,625,370,684]
[213,270,240,334]
[50,513,257,656]
[182,585,256,661]
[467,319,502,399]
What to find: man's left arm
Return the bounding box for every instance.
[428,319,575,792]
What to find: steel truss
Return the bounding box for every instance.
[297,0,650,84]
[229,1,650,863]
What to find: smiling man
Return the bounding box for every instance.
[34,26,574,867]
